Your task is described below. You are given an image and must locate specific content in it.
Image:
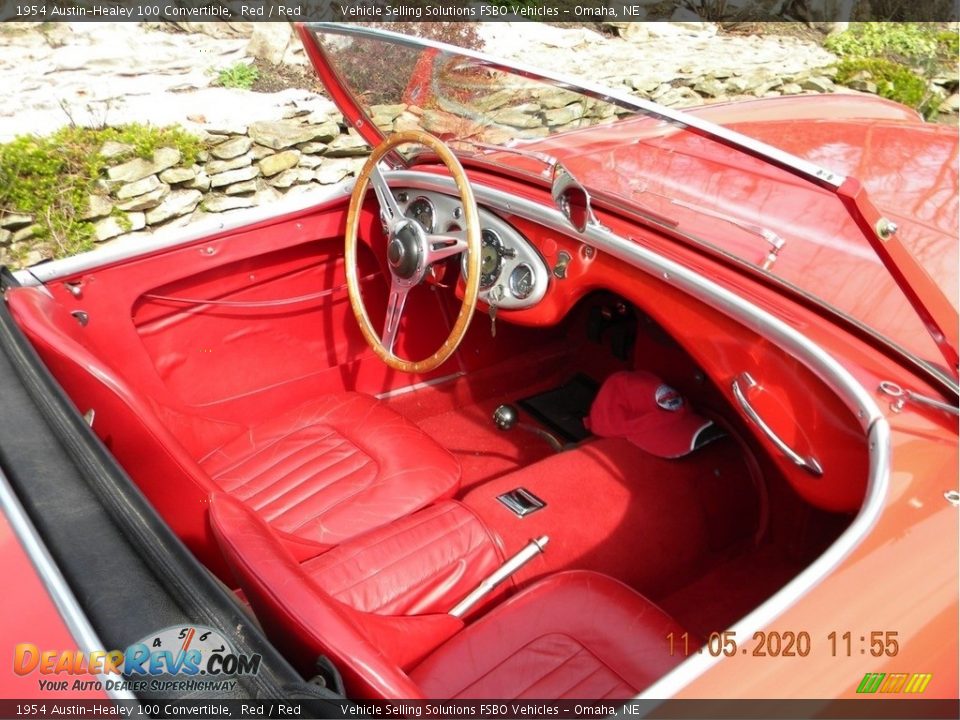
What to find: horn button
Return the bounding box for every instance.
[387,220,423,280]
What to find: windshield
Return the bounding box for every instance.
[310,26,958,376]
[314,30,627,169]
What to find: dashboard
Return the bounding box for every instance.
[382,176,878,518]
[392,189,550,311]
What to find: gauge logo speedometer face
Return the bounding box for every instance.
[142,626,231,656]
[122,625,263,679]
[478,229,504,288]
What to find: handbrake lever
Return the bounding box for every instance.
[449,536,549,618]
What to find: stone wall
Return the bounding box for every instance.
[2,63,824,266]
[0,106,370,266]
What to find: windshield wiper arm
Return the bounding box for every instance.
[631,178,788,270]
[669,198,786,270]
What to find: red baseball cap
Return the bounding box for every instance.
[586,371,718,458]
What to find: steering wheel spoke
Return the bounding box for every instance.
[382,281,410,354]
[370,164,403,226]
[426,231,468,264]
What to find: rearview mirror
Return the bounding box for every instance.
[551,164,597,234]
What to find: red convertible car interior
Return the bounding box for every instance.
[0,191,861,698]
[2,23,956,704]
[5,287,463,563]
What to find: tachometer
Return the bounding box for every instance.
[405,197,435,233]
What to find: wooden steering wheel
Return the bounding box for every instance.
[345,130,481,373]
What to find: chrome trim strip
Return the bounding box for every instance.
[374,371,465,399]
[384,169,889,697]
[308,23,845,189]
[0,468,137,701]
[13,182,354,286]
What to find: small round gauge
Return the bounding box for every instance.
[405,197,435,233]
[508,263,536,300]
[464,229,505,289]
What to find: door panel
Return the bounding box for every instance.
[132,241,383,407]
[43,198,458,444]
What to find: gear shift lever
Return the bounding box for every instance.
[493,404,519,431]
[492,404,565,453]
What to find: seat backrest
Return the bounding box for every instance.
[208,493,463,699]
[6,287,223,569]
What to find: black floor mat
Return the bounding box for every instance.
[518,374,599,442]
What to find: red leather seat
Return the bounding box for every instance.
[210,493,687,700]
[7,287,460,572]
[304,501,505,616]
[410,572,684,699]
[197,393,460,552]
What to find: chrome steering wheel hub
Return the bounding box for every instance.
[387,219,424,282]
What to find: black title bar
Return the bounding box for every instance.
[0,0,957,22]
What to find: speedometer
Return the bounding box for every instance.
[464,229,506,289]
[479,229,503,288]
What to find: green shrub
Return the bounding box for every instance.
[835,58,939,118]
[824,23,942,65]
[859,0,958,22]
[214,62,260,90]
[0,124,203,260]
[826,23,955,119]
[0,134,84,255]
[936,30,959,62]
[92,124,203,166]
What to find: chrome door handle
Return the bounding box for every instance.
[732,373,823,477]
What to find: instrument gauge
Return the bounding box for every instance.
[464,229,505,289]
[508,263,536,300]
[405,197,435,233]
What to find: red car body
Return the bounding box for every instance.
[0,23,956,710]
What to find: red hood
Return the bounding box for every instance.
[521,94,958,368]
